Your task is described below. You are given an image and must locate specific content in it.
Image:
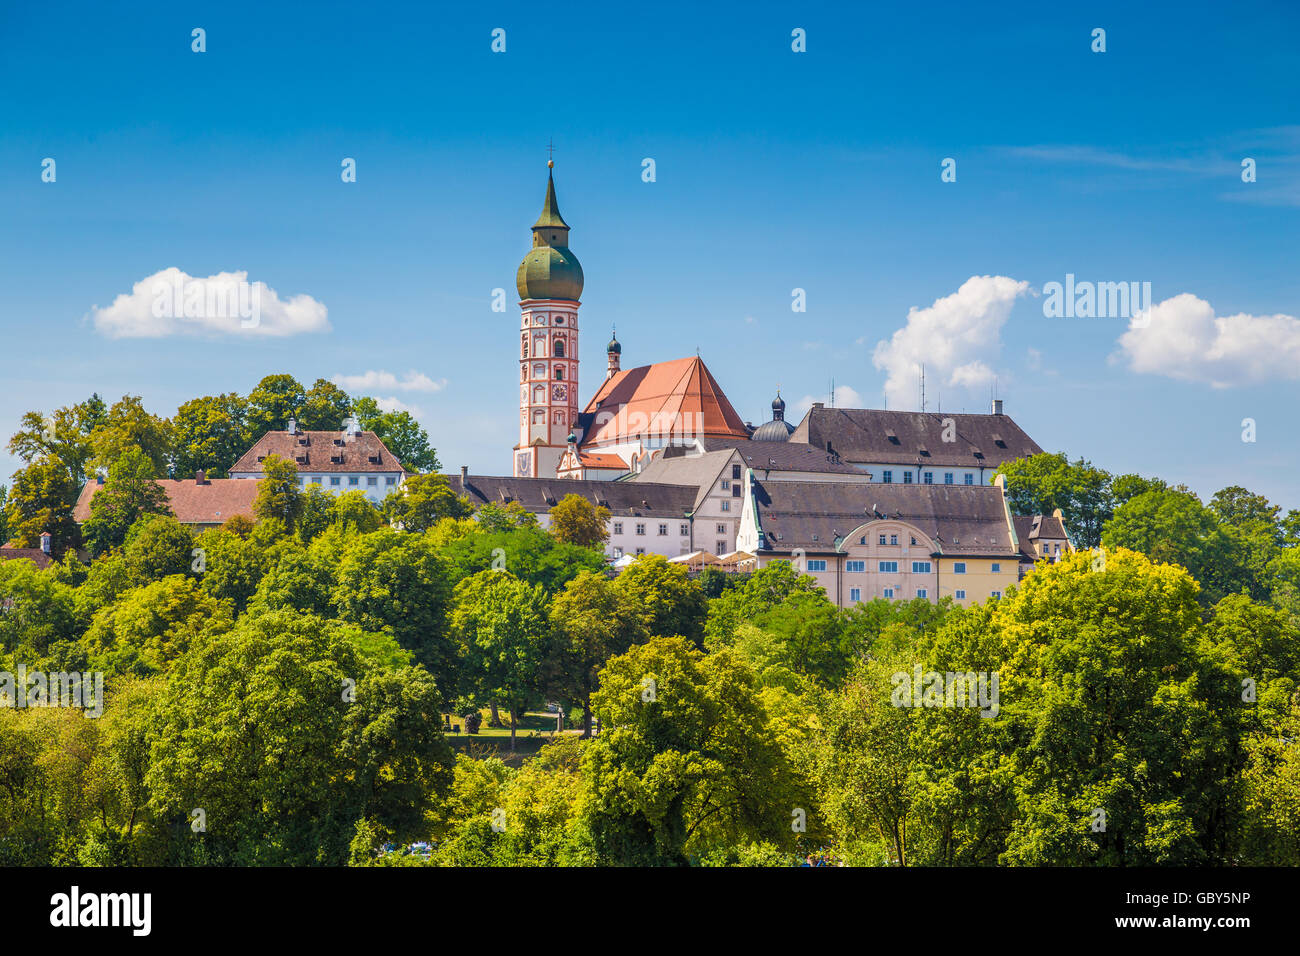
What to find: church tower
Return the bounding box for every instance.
[513,161,584,478]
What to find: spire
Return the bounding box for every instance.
[533,165,569,232]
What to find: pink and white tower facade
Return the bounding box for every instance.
[513,161,584,479]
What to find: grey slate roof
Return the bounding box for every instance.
[446,475,698,519]
[694,438,865,475]
[787,407,1042,469]
[751,478,1018,557]
[1013,514,1071,562]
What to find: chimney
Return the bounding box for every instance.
[992,399,1003,415]
[460,465,468,487]
[39,531,51,554]
[288,417,297,435]
[195,470,206,485]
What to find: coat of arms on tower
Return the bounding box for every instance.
[516,453,531,476]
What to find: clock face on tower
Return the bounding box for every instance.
[552,383,568,401]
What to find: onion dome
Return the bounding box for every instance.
[752,390,794,442]
[516,162,584,302]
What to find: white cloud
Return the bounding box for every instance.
[1114,293,1300,388]
[89,267,328,338]
[793,384,864,415]
[331,370,447,393]
[372,396,426,416]
[871,275,1030,410]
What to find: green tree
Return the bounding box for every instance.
[171,393,249,478]
[252,453,303,530]
[300,378,353,431]
[614,555,708,645]
[3,457,81,553]
[245,373,306,437]
[353,396,439,472]
[121,514,196,582]
[547,570,647,736]
[451,570,552,750]
[88,395,173,476]
[705,560,827,648]
[81,575,232,677]
[332,529,456,685]
[382,473,470,533]
[582,637,798,864]
[548,494,610,548]
[994,452,1113,548]
[7,394,105,485]
[82,448,174,557]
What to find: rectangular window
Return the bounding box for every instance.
[912,561,932,574]
[807,559,827,572]
[964,474,974,485]
[385,476,397,485]
[311,477,322,484]
[635,523,646,535]
[732,465,741,480]
[612,547,623,558]
[849,588,862,603]
[878,561,899,573]
[330,476,341,486]
[878,534,887,545]
[955,589,966,600]
[923,471,933,485]
[953,562,966,574]
[717,541,726,555]
[613,522,623,535]
[679,523,689,536]
[721,479,731,491]
[731,485,741,498]
[882,470,892,484]
[635,547,645,556]
[720,500,730,512]
[367,476,378,486]
[890,534,898,545]
[991,562,1000,573]
[298,477,305,486]
[716,523,726,534]
[991,590,1002,599]
[903,471,913,484]
[944,472,954,485]
[883,588,894,599]
[917,588,928,599]
[658,524,668,536]
[845,560,865,573]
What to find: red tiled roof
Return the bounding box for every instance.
[581,356,748,447]
[229,429,408,474]
[578,452,628,470]
[0,546,54,569]
[74,477,262,526]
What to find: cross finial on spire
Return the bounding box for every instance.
[547,137,555,168]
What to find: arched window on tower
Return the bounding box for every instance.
[521,334,528,358]
[555,366,564,381]
[532,385,545,404]
[553,337,565,358]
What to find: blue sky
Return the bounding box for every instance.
[2,0,1298,507]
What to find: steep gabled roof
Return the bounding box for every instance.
[694,438,865,475]
[581,356,749,446]
[230,430,408,474]
[74,478,262,525]
[788,407,1042,469]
